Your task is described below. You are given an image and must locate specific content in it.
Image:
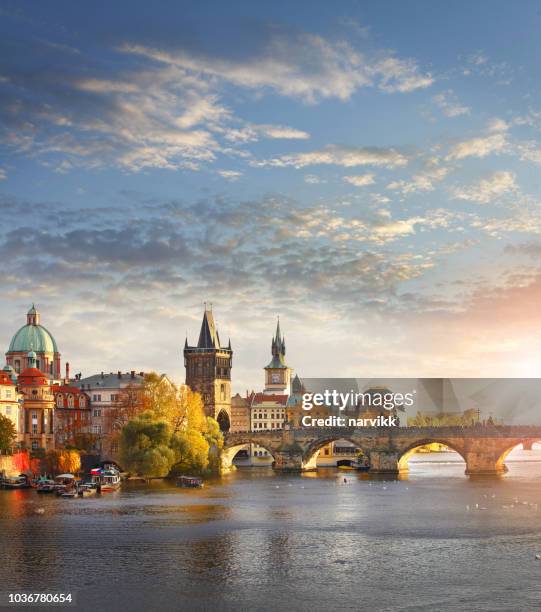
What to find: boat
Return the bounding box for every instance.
[1,475,31,489]
[177,475,204,488]
[77,484,96,497]
[36,478,56,493]
[355,456,371,472]
[91,467,121,492]
[54,474,77,497]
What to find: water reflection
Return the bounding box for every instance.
[1,451,541,611]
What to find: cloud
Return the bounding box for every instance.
[0,168,6,180]
[451,171,517,203]
[253,145,408,169]
[343,174,375,187]
[123,32,433,103]
[217,169,243,181]
[386,166,450,195]
[304,174,326,184]
[447,133,507,160]
[432,90,470,117]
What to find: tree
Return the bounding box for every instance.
[0,414,16,453]
[204,417,224,474]
[408,409,479,427]
[120,412,176,477]
[170,429,209,476]
[45,449,81,475]
[142,373,185,433]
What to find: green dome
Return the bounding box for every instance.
[8,324,59,353]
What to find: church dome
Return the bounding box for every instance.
[7,305,59,354]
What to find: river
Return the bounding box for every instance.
[2,447,541,611]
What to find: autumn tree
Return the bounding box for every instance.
[0,414,16,453]
[120,411,176,477]
[169,429,209,476]
[45,449,81,475]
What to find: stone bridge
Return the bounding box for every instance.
[223,426,541,476]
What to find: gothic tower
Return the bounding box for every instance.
[264,318,292,395]
[184,307,232,431]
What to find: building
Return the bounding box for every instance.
[0,366,21,445]
[6,305,61,378]
[264,319,292,394]
[74,371,146,459]
[184,308,232,431]
[17,351,55,451]
[53,384,91,448]
[250,393,288,431]
[231,392,251,432]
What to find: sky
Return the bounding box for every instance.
[2,0,541,390]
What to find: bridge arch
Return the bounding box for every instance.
[397,438,467,473]
[494,438,541,474]
[302,436,368,471]
[222,438,277,471]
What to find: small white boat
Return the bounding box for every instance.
[535,554,541,560]
[91,468,121,492]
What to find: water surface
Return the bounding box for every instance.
[2,448,541,611]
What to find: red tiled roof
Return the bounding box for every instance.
[17,367,49,385]
[251,393,289,406]
[0,372,14,386]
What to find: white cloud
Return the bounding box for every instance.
[343,173,375,187]
[217,170,243,181]
[122,31,433,104]
[0,168,6,180]
[433,90,470,117]
[447,133,507,160]
[254,145,408,169]
[386,166,450,195]
[451,171,517,203]
[304,174,326,184]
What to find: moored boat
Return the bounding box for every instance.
[177,475,204,488]
[91,467,121,492]
[54,473,77,497]
[36,478,56,493]
[1,474,31,489]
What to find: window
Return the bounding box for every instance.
[80,397,86,408]
[220,384,225,401]
[110,394,118,402]
[15,360,20,373]
[5,407,11,415]
[36,360,40,370]
[93,394,102,402]
[67,395,74,408]
[5,390,12,398]
[32,423,38,434]
[56,396,64,408]
[92,425,102,434]
[94,408,101,417]
[31,440,39,450]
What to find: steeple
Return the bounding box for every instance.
[264,317,292,395]
[271,317,285,358]
[197,309,221,349]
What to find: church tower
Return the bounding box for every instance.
[264,318,292,395]
[184,307,232,431]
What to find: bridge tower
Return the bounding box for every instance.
[264,318,292,395]
[184,307,232,431]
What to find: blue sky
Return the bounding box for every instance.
[2,1,541,389]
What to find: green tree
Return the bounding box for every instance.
[0,414,16,453]
[204,417,224,473]
[120,412,176,477]
[170,429,209,475]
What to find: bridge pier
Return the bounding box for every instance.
[464,451,508,477]
[523,440,534,451]
[369,450,400,475]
